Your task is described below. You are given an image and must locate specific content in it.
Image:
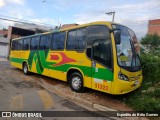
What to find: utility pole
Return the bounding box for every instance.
[105,11,115,22]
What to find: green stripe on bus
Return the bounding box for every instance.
[10,58,26,63]
[10,49,113,81]
[49,64,113,81]
[10,56,113,81]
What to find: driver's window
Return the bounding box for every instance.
[86,25,112,69]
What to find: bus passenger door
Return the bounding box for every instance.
[87,25,113,93]
[91,40,113,93]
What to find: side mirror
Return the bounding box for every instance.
[114,30,121,44]
[110,28,121,45]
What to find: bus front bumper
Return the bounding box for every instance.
[112,76,143,95]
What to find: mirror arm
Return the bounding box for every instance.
[109,28,120,33]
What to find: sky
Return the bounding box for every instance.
[0,0,160,39]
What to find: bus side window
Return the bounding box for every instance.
[76,28,86,50]
[30,36,39,50]
[40,34,50,50]
[11,41,17,50]
[58,32,65,49]
[17,39,23,50]
[51,32,65,50]
[23,38,30,50]
[66,28,86,50]
[66,31,76,50]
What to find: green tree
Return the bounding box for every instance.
[141,34,160,55]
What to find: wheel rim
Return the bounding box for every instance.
[24,65,27,73]
[72,76,81,90]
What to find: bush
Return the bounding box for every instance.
[132,96,160,111]
[141,34,160,54]
[140,54,160,85]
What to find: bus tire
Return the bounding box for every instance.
[23,63,29,75]
[69,72,85,93]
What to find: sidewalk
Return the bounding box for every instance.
[9,66,148,120]
[38,78,133,111]
[38,78,149,120]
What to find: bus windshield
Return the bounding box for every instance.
[112,24,141,71]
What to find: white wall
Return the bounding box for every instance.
[0,44,9,58]
[0,37,9,58]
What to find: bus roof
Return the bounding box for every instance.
[60,21,114,31]
[12,21,119,41]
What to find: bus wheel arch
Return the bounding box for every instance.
[67,69,85,93]
[22,61,30,75]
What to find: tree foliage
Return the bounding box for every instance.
[141,34,160,55]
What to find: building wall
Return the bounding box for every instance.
[0,37,9,58]
[61,24,78,29]
[0,44,9,58]
[0,30,8,37]
[148,19,160,36]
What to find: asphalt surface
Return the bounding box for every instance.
[0,60,120,120]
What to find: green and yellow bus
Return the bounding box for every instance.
[10,21,142,95]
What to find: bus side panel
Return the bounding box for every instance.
[10,62,22,69]
[10,51,30,69]
[91,78,113,93]
[46,51,92,88]
[30,56,37,73]
[27,50,41,74]
[42,68,50,77]
[50,69,67,81]
[38,50,50,76]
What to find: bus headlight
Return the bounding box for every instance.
[118,72,129,81]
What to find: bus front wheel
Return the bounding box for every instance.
[23,63,29,75]
[69,72,85,93]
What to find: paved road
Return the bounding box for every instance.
[0,61,119,120]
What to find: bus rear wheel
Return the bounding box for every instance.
[23,63,29,75]
[69,72,85,93]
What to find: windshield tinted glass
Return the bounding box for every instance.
[112,24,141,69]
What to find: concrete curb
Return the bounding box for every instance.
[93,104,117,111]
[39,78,117,112]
